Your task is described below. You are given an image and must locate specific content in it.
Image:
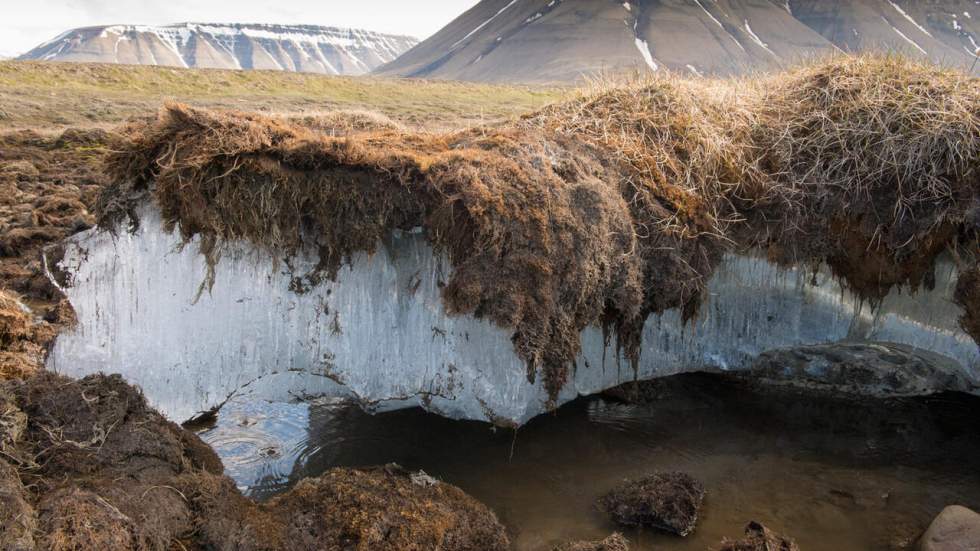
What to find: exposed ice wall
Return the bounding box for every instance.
[47,206,979,424]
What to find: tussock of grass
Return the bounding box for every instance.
[103,55,980,401]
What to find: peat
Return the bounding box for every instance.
[596,472,706,536]
[0,371,509,551]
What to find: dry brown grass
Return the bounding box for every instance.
[103,54,980,402]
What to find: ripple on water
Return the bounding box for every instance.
[196,397,312,495]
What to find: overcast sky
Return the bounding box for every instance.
[0,1,479,57]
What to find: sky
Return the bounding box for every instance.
[0,0,480,57]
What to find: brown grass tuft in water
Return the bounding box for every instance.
[103,55,980,402]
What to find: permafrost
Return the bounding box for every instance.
[46,206,979,424]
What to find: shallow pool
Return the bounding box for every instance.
[196,374,980,550]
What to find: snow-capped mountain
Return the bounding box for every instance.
[377,0,980,82]
[19,23,418,75]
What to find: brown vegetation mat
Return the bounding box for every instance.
[0,113,426,381]
[102,55,980,401]
[0,129,111,344]
[0,371,509,551]
[0,128,114,379]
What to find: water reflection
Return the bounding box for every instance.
[196,374,980,550]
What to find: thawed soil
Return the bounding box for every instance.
[0,371,509,550]
[0,129,110,379]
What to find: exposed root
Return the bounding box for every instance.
[102,55,980,401]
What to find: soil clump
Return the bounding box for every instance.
[596,472,705,536]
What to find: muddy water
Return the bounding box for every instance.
[196,374,980,550]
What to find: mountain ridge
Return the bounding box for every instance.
[19,22,418,75]
[377,0,980,82]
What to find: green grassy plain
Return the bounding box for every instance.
[0,61,565,130]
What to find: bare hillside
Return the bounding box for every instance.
[378,0,980,82]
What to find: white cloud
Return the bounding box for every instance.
[0,0,479,56]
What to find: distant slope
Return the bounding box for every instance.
[377,0,980,82]
[0,60,563,130]
[789,0,980,65]
[19,23,418,75]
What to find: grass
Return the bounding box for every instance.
[0,61,566,130]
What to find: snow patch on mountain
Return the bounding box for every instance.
[885,17,928,55]
[888,1,933,37]
[20,22,418,75]
[634,38,658,71]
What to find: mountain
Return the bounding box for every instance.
[18,23,418,75]
[377,0,980,82]
[790,0,980,62]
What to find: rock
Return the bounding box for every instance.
[553,533,629,551]
[596,472,705,536]
[410,469,439,487]
[918,505,980,551]
[746,342,973,398]
[718,521,799,551]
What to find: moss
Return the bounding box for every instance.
[0,290,54,379]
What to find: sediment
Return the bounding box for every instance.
[100,55,980,402]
